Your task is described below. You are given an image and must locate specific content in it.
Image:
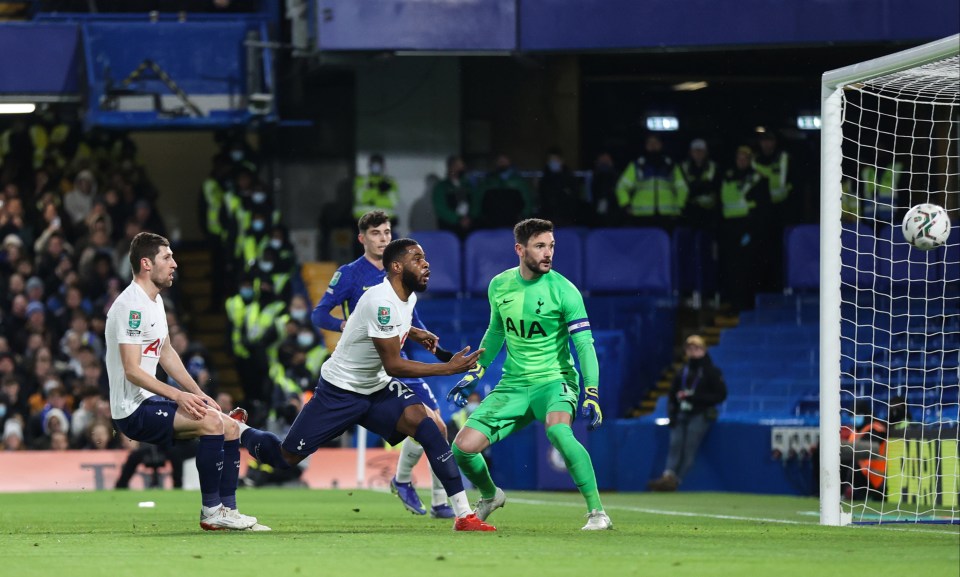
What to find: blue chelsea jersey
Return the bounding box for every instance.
[311,255,426,337]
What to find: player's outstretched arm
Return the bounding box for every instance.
[373,335,483,378]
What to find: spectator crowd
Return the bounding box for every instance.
[2,107,815,456]
[0,110,216,454]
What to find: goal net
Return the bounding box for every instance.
[820,35,960,525]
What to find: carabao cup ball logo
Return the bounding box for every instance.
[129,310,142,329]
[377,307,391,325]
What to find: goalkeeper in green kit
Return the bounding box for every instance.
[448,218,612,530]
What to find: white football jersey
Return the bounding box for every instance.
[321,278,416,394]
[105,281,169,418]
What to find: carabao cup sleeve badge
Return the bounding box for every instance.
[129,310,142,329]
[377,307,391,325]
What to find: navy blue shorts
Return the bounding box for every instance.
[282,375,423,456]
[398,378,439,411]
[113,397,178,446]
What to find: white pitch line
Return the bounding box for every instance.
[508,497,960,535]
[509,497,809,525]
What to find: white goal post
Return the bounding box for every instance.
[820,35,960,525]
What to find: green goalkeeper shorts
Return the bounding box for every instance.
[464,379,579,444]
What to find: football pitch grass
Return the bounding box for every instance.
[1,489,957,577]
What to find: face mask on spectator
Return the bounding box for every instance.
[230,150,244,162]
[369,162,383,176]
[297,332,314,347]
[252,191,267,204]
[548,159,562,173]
[258,261,274,273]
[239,287,254,301]
[269,238,282,249]
[290,308,307,322]
[252,219,265,232]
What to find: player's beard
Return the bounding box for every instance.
[402,268,428,293]
[151,268,174,290]
[522,252,551,276]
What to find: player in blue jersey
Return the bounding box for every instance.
[312,210,456,518]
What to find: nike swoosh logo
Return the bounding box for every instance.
[502,299,514,304]
[150,322,156,327]
[362,286,375,291]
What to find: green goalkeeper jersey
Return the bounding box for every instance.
[478,267,598,389]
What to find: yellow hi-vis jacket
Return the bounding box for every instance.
[721,168,762,219]
[753,151,791,205]
[615,156,685,217]
[353,175,399,219]
[860,161,903,220]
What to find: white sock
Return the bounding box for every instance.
[236,421,250,435]
[395,437,423,484]
[430,470,448,507]
[449,491,471,518]
[201,504,223,517]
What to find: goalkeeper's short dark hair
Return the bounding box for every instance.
[383,238,420,270]
[358,210,390,233]
[514,218,554,246]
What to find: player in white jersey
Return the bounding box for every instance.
[106,232,267,531]
[235,238,497,531]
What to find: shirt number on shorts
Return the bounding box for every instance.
[389,381,414,400]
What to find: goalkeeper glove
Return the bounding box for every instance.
[581,386,602,431]
[447,365,485,408]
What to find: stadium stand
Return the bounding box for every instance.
[409,229,462,295]
[584,228,672,295]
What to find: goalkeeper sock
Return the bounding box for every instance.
[219,439,240,510]
[196,434,225,508]
[452,444,497,500]
[412,419,469,515]
[395,437,423,484]
[546,423,603,512]
[239,427,291,470]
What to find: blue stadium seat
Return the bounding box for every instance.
[551,228,584,287]
[409,230,462,295]
[784,224,820,290]
[584,228,671,294]
[464,229,517,295]
[840,223,876,290]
